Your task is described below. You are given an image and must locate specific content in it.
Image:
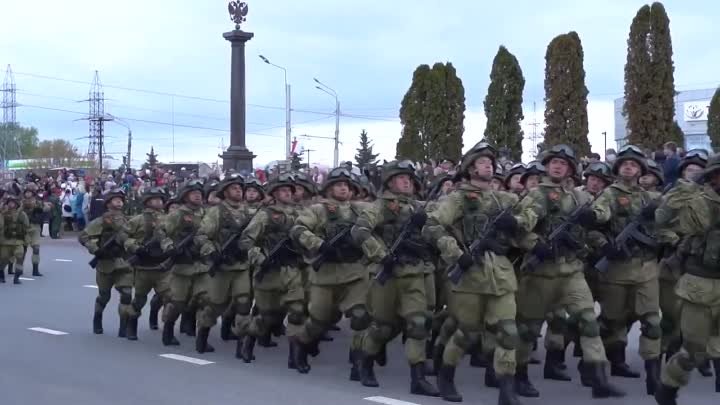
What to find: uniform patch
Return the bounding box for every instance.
[182,214,194,223]
[617,196,631,207]
[548,191,560,201]
[387,200,400,213]
[465,192,479,200]
[326,203,337,214]
[271,212,283,221]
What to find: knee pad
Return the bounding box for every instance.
[455,328,482,351]
[345,304,371,331]
[660,316,676,335]
[404,311,431,340]
[491,319,520,350]
[32,246,40,255]
[577,309,600,338]
[234,295,252,315]
[640,312,662,340]
[286,301,306,325]
[517,319,543,343]
[368,320,395,342]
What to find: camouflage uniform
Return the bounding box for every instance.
[0,196,29,285]
[655,154,720,404]
[194,174,254,354]
[21,186,48,277]
[122,187,172,341]
[590,145,662,394]
[515,144,624,398]
[156,180,206,346]
[289,168,371,375]
[78,189,132,336]
[351,160,439,396]
[423,142,525,405]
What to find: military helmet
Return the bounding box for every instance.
[503,163,526,188]
[291,172,317,196]
[678,148,709,175]
[321,167,360,195]
[645,159,665,185]
[266,172,297,195]
[141,187,168,205]
[177,179,205,202]
[700,153,720,182]
[357,175,377,199]
[460,141,497,175]
[217,173,245,199]
[203,179,220,199]
[520,161,545,185]
[102,188,126,207]
[381,160,422,191]
[583,161,613,184]
[4,194,20,206]
[244,177,265,196]
[541,144,578,175]
[611,144,648,176]
[164,196,180,210]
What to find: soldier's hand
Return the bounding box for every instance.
[457,253,474,270]
[205,250,221,264]
[135,245,148,257]
[602,242,626,260]
[380,254,396,271]
[531,241,553,261]
[410,210,428,228]
[641,201,659,221]
[494,211,518,233]
[576,207,597,228]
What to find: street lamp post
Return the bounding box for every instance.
[259,55,291,158]
[602,131,607,157]
[314,78,339,167]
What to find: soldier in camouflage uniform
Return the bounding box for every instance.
[79,189,132,336]
[21,184,48,277]
[244,177,265,207]
[519,161,544,194]
[122,187,171,341]
[504,163,526,196]
[204,179,222,207]
[165,197,181,214]
[585,145,662,394]
[288,167,372,375]
[514,144,624,398]
[640,160,664,192]
[156,180,205,346]
[239,174,305,366]
[423,142,525,405]
[351,160,439,396]
[0,196,29,285]
[655,153,720,404]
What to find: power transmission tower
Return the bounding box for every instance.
[528,101,543,160]
[88,71,106,167]
[1,64,18,168]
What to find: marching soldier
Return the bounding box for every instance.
[0,196,29,285]
[655,153,720,404]
[289,167,371,375]
[123,187,172,340]
[504,163,526,195]
[423,142,525,405]
[156,180,206,346]
[244,177,266,208]
[580,162,613,197]
[351,160,439,396]
[519,161,544,193]
[514,144,624,398]
[640,160,664,192]
[79,189,132,335]
[204,179,222,207]
[586,145,663,394]
[21,183,48,277]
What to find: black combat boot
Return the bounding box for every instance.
[319,330,334,342]
[13,271,22,285]
[470,345,489,368]
[410,362,440,397]
[118,314,128,338]
[162,321,180,346]
[32,263,42,277]
[665,338,682,363]
[585,361,626,398]
[713,358,720,392]
[0,270,5,283]
[357,351,379,387]
[7,262,14,274]
[237,335,256,363]
[425,339,437,376]
[608,343,640,378]
[514,364,539,397]
[485,361,500,388]
[290,338,311,374]
[577,360,592,387]
[93,311,103,334]
[498,374,523,405]
[544,349,572,381]
[653,383,678,405]
[148,295,161,330]
[126,317,138,341]
[375,343,387,366]
[180,311,196,336]
[432,343,446,380]
[257,332,278,347]
[195,327,215,353]
[698,359,713,377]
[645,358,661,395]
[349,349,360,381]
[288,339,297,369]
[220,316,237,341]
[271,321,286,337]
[437,364,462,402]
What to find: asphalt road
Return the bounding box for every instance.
[0,236,717,405]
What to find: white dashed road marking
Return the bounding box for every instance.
[82,285,98,289]
[18,277,35,281]
[28,327,68,336]
[54,259,73,262]
[159,354,214,365]
[364,397,421,405]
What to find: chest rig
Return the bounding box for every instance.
[262,205,299,265]
[379,198,430,264]
[323,202,363,263]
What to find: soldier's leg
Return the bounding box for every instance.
[339,277,371,380]
[423,272,439,374]
[149,272,171,330]
[246,288,283,362]
[229,270,253,360]
[597,281,638,378]
[93,272,114,334]
[30,225,41,276]
[0,249,6,283]
[162,274,192,346]
[515,275,553,397]
[126,271,153,340]
[194,271,233,353]
[659,278,682,360]
[544,307,572,381]
[358,278,399,387]
[710,306,720,392]
[635,276,662,395]
[565,272,624,398]
[291,284,336,374]
[114,268,134,338]
[487,292,523,405]
[12,245,24,284]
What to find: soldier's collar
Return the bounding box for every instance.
[610,181,639,193]
[222,199,243,209]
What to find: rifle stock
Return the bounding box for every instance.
[254,237,290,282]
[309,227,351,271]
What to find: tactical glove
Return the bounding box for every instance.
[576,207,597,228]
[531,241,553,262]
[640,201,659,221]
[457,253,474,270]
[134,245,148,257]
[602,242,627,260]
[410,211,428,228]
[495,211,519,233]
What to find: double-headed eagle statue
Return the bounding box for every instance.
[228,1,249,30]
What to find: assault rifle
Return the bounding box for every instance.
[309,227,352,271]
[207,232,242,277]
[89,234,119,269]
[254,236,291,282]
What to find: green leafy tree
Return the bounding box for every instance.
[290,152,303,171]
[667,121,684,146]
[543,31,591,157]
[142,146,159,170]
[355,129,379,168]
[396,62,466,163]
[623,2,677,149]
[708,87,720,150]
[483,45,525,161]
[0,123,39,161]
[28,139,81,168]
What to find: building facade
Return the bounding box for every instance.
[614,87,716,151]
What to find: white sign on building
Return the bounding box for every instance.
[683,100,711,122]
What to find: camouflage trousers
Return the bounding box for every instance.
[248,265,305,338]
[0,245,24,277]
[128,269,171,319]
[660,277,683,353]
[95,268,134,317]
[24,224,41,266]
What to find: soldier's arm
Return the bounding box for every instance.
[514,189,546,233]
[155,210,179,252]
[422,192,464,264]
[123,215,143,254]
[21,213,31,246]
[290,204,324,253]
[351,200,386,262]
[195,206,220,256]
[239,210,268,251]
[78,218,102,253]
[591,188,614,224]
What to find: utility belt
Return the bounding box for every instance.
[323,246,364,264]
[683,256,720,279]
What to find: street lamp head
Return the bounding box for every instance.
[315,86,323,91]
[259,55,270,64]
[313,78,321,84]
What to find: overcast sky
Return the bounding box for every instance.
[1,0,718,168]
